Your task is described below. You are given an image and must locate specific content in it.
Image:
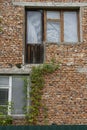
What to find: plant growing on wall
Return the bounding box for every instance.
[0,103,13,125]
[25,62,59,125]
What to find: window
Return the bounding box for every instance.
[0,76,10,115]
[46,10,79,43]
[0,76,28,116]
[26,9,80,63]
[26,10,44,64]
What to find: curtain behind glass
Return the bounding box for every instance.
[47,11,60,43]
[47,21,60,42]
[64,12,78,42]
[27,11,42,44]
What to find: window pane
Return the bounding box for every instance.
[0,89,8,105]
[47,11,60,19]
[0,76,9,86]
[47,21,60,42]
[27,11,42,44]
[12,76,26,115]
[64,12,78,42]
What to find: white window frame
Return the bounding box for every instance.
[8,76,12,115]
[0,76,12,115]
[0,76,29,117]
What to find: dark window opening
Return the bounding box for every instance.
[26,44,44,64]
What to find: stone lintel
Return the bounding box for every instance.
[12,2,87,7]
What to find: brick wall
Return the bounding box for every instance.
[0,0,87,125]
[0,0,24,68]
[39,67,87,124]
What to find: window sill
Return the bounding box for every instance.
[24,63,44,68]
[11,114,25,119]
[45,41,83,45]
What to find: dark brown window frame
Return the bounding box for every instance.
[25,9,80,64]
[44,9,80,43]
[25,9,45,64]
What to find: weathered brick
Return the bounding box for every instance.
[0,0,87,125]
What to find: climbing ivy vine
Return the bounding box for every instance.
[0,103,13,125]
[25,62,59,125]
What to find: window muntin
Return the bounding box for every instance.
[26,10,79,43]
[46,10,79,43]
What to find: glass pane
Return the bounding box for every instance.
[0,76,9,86]
[12,76,26,115]
[47,11,60,19]
[64,12,78,42]
[47,21,60,42]
[0,89,8,105]
[27,11,42,44]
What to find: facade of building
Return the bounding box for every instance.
[0,0,87,125]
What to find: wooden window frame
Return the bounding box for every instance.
[44,9,80,43]
[25,9,80,63]
[25,9,44,64]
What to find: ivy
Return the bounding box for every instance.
[26,62,59,125]
[0,103,13,125]
[0,115,12,126]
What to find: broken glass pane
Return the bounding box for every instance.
[47,21,60,43]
